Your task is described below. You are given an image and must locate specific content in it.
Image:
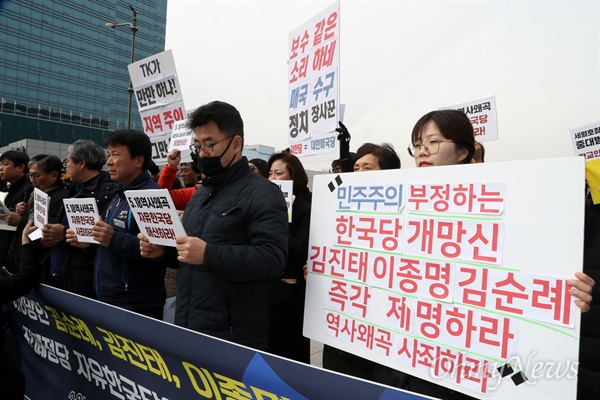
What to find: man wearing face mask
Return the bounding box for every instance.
[139,101,289,350]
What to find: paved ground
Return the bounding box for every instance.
[310,340,324,368]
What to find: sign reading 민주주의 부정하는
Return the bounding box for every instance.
[304,156,586,398]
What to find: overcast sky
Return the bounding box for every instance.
[165,0,599,170]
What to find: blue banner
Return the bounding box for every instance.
[6,284,430,399]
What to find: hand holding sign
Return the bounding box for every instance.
[568,271,596,313]
[92,218,114,247]
[176,236,206,265]
[65,228,91,249]
[138,232,166,259]
[41,223,64,247]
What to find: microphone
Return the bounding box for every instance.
[22,185,33,203]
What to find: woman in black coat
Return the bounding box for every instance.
[266,152,312,363]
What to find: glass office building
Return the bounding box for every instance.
[0,0,167,147]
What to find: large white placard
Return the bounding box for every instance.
[304,157,585,399]
[287,2,340,158]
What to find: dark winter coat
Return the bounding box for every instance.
[175,157,288,350]
[57,171,116,298]
[0,175,32,266]
[578,194,600,400]
[94,172,166,311]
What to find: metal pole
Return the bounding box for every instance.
[127,6,137,129]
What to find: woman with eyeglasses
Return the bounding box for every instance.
[409,109,594,310]
[6,154,68,285]
[404,109,595,399]
[407,109,475,167]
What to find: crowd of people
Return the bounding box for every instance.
[0,102,597,399]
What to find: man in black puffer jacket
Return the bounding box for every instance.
[140,101,288,350]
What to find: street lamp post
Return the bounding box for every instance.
[106,5,138,129]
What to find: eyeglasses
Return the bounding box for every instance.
[62,158,69,169]
[407,139,454,157]
[189,136,234,156]
[27,173,46,180]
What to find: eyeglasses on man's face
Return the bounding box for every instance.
[189,136,234,156]
[407,138,454,157]
[27,172,46,180]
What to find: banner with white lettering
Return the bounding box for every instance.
[6,282,429,399]
[287,2,340,158]
[304,156,585,398]
[124,189,186,247]
[63,198,100,244]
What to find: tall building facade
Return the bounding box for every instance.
[0,0,167,148]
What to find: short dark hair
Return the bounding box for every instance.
[66,140,106,171]
[188,101,244,145]
[411,110,475,165]
[180,161,200,174]
[355,143,401,170]
[0,150,30,173]
[267,152,308,195]
[105,129,152,171]
[248,158,268,178]
[30,154,62,176]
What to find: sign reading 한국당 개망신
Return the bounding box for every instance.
[304,156,585,398]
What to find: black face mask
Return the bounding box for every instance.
[194,137,235,177]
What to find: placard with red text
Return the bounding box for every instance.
[287,2,339,157]
[128,49,187,165]
[63,198,100,244]
[304,157,585,399]
[124,189,186,247]
[446,95,498,142]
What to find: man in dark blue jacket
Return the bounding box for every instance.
[140,101,289,350]
[67,130,167,319]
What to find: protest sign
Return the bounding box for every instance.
[6,280,430,399]
[0,199,17,232]
[33,187,49,230]
[447,95,499,142]
[128,49,186,165]
[304,156,585,398]
[570,121,600,204]
[124,189,185,246]
[287,2,340,158]
[63,198,100,244]
[167,119,193,152]
[273,180,294,223]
